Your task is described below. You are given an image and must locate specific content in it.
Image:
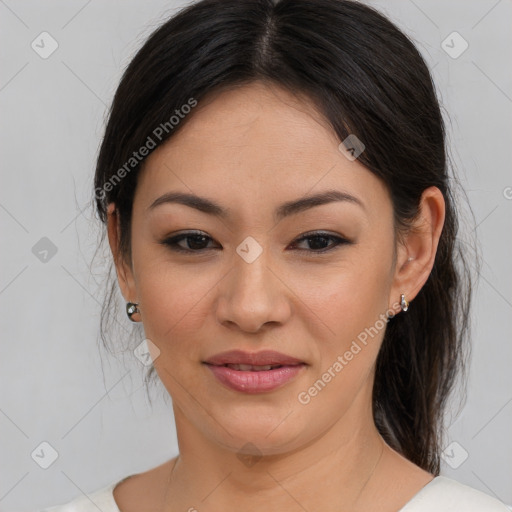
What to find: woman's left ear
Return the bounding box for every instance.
[389,186,446,314]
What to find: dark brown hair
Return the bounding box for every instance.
[93,0,475,475]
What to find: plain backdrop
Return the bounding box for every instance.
[1,0,511,510]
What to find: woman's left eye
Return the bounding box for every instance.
[160,231,351,254]
[290,232,351,252]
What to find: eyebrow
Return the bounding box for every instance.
[148,189,365,221]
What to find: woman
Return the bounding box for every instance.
[42,0,509,510]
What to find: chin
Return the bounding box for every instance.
[207,407,306,454]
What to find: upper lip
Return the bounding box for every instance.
[204,350,305,366]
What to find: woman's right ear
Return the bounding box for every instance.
[106,203,136,302]
[106,203,119,262]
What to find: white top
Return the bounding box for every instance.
[40,475,511,512]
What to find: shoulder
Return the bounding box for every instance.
[400,476,511,511]
[39,459,176,512]
[38,481,121,512]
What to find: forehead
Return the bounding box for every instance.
[180,81,333,140]
[158,82,340,165]
[135,81,391,221]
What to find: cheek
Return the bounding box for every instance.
[292,269,392,423]
[130,224,216,329]
[292,244,394,342]
[136,263,217,347]
[134,264,217,405]
[288,240,394,402]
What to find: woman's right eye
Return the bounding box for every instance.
[160,231,218,253]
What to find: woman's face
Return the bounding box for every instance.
[113,81,406,456]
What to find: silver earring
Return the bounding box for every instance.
[400,294,409,312]
[126,302,140,321]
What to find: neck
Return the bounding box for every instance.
[164,385,390,512]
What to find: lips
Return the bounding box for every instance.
[203,349,304,367]
[203,350,306,393]
[223,363,283,371]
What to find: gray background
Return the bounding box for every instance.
[1,0,511,510]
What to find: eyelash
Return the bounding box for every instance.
[160,230,351,255]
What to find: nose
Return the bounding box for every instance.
[215,248,292,334]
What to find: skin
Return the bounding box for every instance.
[107,81,445,512]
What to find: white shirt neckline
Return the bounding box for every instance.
[105,474,443,512]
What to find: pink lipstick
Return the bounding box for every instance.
[203,350,306,393]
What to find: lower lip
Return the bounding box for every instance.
[205,364,306,393]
